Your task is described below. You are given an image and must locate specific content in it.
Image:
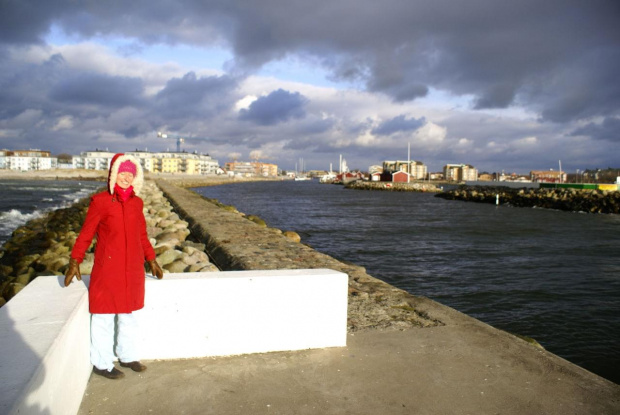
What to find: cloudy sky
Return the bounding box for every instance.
[1,0,618,174]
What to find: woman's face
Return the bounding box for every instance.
[116,171,135,189]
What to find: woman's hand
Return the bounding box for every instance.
[147,260,164,279]
[64,258,82,287]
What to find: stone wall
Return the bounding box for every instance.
[1,179,446,332]
[345,180,441,192]
[155,179,444,331]
[0,182,217,306]
[436,186,620,214]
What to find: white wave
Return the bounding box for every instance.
[0,209,43,233]
[0,182,103,246]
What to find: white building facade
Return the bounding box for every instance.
[74,150,219,175]
[72,151,116,171]
[443,164,479,181]
[1,150,57,171]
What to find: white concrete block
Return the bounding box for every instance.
[0,276,91,415]
[0,269,348,414]
[138,269,348,359]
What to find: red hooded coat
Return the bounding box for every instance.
[71,153,156,314]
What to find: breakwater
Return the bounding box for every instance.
[155,179,444,331]
[436,185,620,214]
[345,180,441,192]
[0,182,216,307]
[0,178,443,332]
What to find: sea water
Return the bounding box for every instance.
[0,180,103,246]
[195,180,620,385]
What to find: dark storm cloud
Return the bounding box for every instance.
[239,89,308,126]
[0,0,70,44]
[372,115,426,136]
[0,53,66,118]
[3,0,619,125]
[571,117,620,143]
[1,0,619,170]
[49,73,144,107]
[154,72,239,119]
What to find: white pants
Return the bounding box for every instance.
[90,312,140,371]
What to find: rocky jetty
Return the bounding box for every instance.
[2,177,445,333]
[157,179,444,332]
[0,181,217,306]
[345,180,441,192]
[436,185,620,214]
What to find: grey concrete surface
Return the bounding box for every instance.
[77,180,619,414]
[78,319,619,415]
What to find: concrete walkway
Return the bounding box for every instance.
[78,309,619,415]
[77,179,619,414]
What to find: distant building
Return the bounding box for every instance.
[530,170,567,183]
[225,161,278,177]
[1,149,57,171]
[368,165,383,175]
[225,161,255,176]
[392,171,410,183]
[382,160,427,180]
[479,173,494,181]
[307,170,328,178]
[370,172,382,181]
[503,173,532,183]
[336,172,363,184]
[73,150,116,170]
[258,163,278,177]
[443,164,478,181]
[0,150,7,169]
[73,150,220,175]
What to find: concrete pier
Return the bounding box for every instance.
[1,177,618,414]
[80,179,620,415]
[79,321,619,415]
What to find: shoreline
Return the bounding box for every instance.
[0,169,107,181]
[0,179,219,306]
[436,185,620,214]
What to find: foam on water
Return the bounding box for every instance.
[0,179,102,246]
[0,208,43,230]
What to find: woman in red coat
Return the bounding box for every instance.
[64,153,163,379]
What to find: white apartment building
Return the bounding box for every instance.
[444,164,478,181]
[74,150,219,175]
[1,150,57,171]
[0,150,7,169]
[72,150,116,171]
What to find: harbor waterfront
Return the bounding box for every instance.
[2,176,619,385]
[194,179,620,385]
[1,176,619,414]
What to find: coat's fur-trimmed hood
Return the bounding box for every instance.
[108,154,144,196]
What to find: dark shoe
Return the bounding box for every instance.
[119,360,147,372]
[93,366,125,379]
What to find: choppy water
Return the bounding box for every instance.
[0,180,103,246]
[195,180,620,385]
